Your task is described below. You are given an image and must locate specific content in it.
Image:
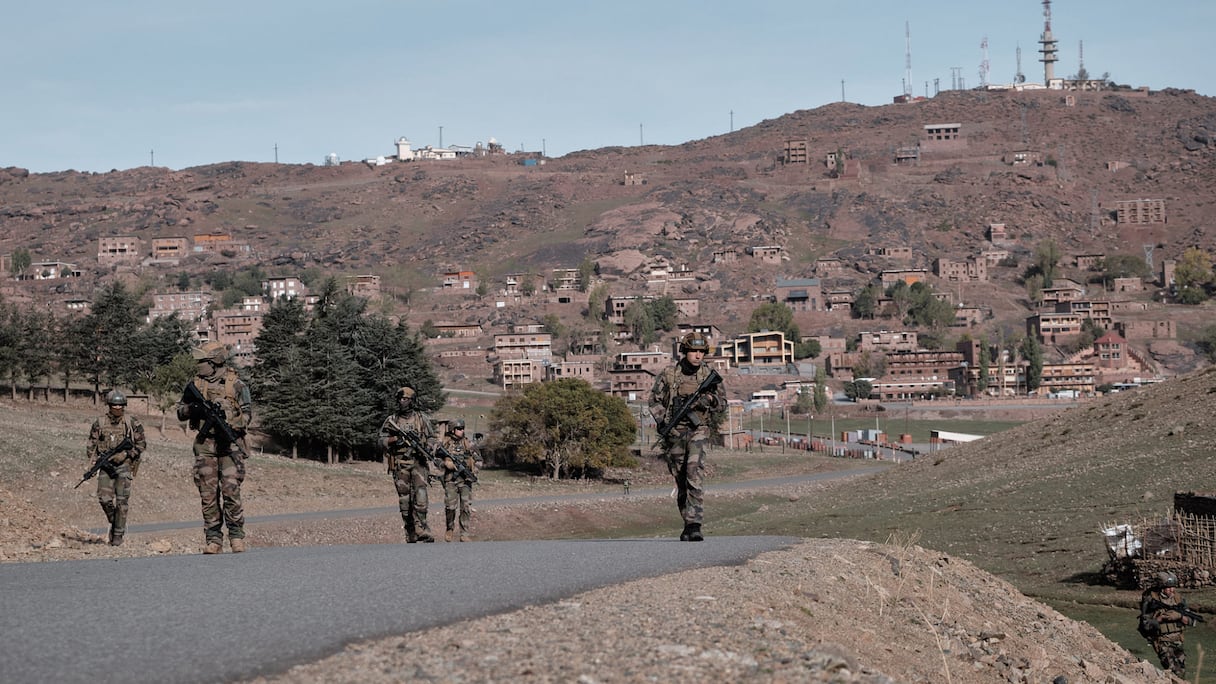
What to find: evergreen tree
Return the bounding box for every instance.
[853,283,878,319]
[17,308,54,400]
[977,340,991,394]
[1020,335,1044,393]
[69,282,145,400]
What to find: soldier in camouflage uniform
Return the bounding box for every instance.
[176,341,252,555]
[649,332,726,542]
[379,386,437,543]
[439,419,482,542]
[1139,571,1196,678]
[86,390,146,546]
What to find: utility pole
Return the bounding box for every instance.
[639,123,644,146]
[149,149,154,166]
[274,143,278,163]
[439,126,443,148]
[841,79,845,102]
[729,110,733,132]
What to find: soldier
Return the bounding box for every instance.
[176,341,252,555]
[439,419,482,542]
[86,390,146,546]
[379,386,437,543]
[1139,571,1196,677]
[649,332,726,542]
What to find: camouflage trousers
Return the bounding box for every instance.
[1150,635,1185,677]
[443,478,474,534]
[96,462,133,539]
[665,435,707,526]
[192,440,246,544]
[393,459,432,540]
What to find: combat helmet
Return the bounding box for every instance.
[1157,571,1179,588]
[679,331,710,353]
[396,386,416,399]
[192,341,227,364]
[105,389,127,406]
[450,418,466,430]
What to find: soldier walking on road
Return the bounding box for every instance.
[1139,570,1199,678]
[439,419,482,542]
[649,332,726,542]
[380,386,437,543]
[86,390,146,546]
[177,341,252,555]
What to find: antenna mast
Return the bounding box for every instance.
[979,36,990,88]
[1015,43,1026,83]
[904,21,913,98]
[1039,0,1058,84]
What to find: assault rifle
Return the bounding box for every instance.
[1147,598,1207,625]
[434,441,478,484]
[182,381,247,458]
[386,423,446,479]
[656,368,723,442]
[75,436,135,489]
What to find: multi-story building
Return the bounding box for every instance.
[857,330,918,353]
[1027,311,1085,344]
[773,278,822,312]
[25,261,79,280]
[718,331,795,369]
[263,276,306,301]
[1039,362,1097,394]
[933,257,988,282]
[494,358,542,390]
[546,359,598,384]
[750,245,784,264]
[1115,198,1166,225]
[147,291,213,324]
[1056,300,1114,328]
[150,237,190,262]
[491,329,552,362]
[345,274,381,299]
[1040,279,1085,307]
[98,236,143,265]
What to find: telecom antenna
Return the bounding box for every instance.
[1078,40,1086,79]
[979,36,990,88]
[904,21,913,97]
[1143,244,1155,271]
[1015,44,1026,84]
[1039,0,1058,84]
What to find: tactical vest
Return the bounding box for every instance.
[95,414,136,450]
[385,413,430,458]
[661,364,715,421]
[196,369,247,430]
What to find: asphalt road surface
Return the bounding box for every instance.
[1,537,797,684]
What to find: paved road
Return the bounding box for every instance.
[113,464,888,535]
[0,537,797,684]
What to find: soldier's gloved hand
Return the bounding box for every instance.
[443,457,455,470]
[696,393,718,410]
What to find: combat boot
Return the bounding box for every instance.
[204,541,223,554]
[459,532,470,542]
[444,510,456,542]
[686,523,703,542]
[679,524,692,542]
[230,538,246,553]
[418,531,435,543]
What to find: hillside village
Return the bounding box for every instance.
[1,87,1215,435]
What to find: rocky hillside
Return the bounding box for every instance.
[3,88,1214,283]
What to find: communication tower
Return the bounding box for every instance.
[904,21,913,98]
[1039,0,1059,83]
[979,36,990,88]
[1015,44,1026,84]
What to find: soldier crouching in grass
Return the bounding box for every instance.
[649,332,725,542]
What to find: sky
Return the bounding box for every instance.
[4,1,1214,174]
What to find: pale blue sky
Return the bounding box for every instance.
[3,1,1213,173]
